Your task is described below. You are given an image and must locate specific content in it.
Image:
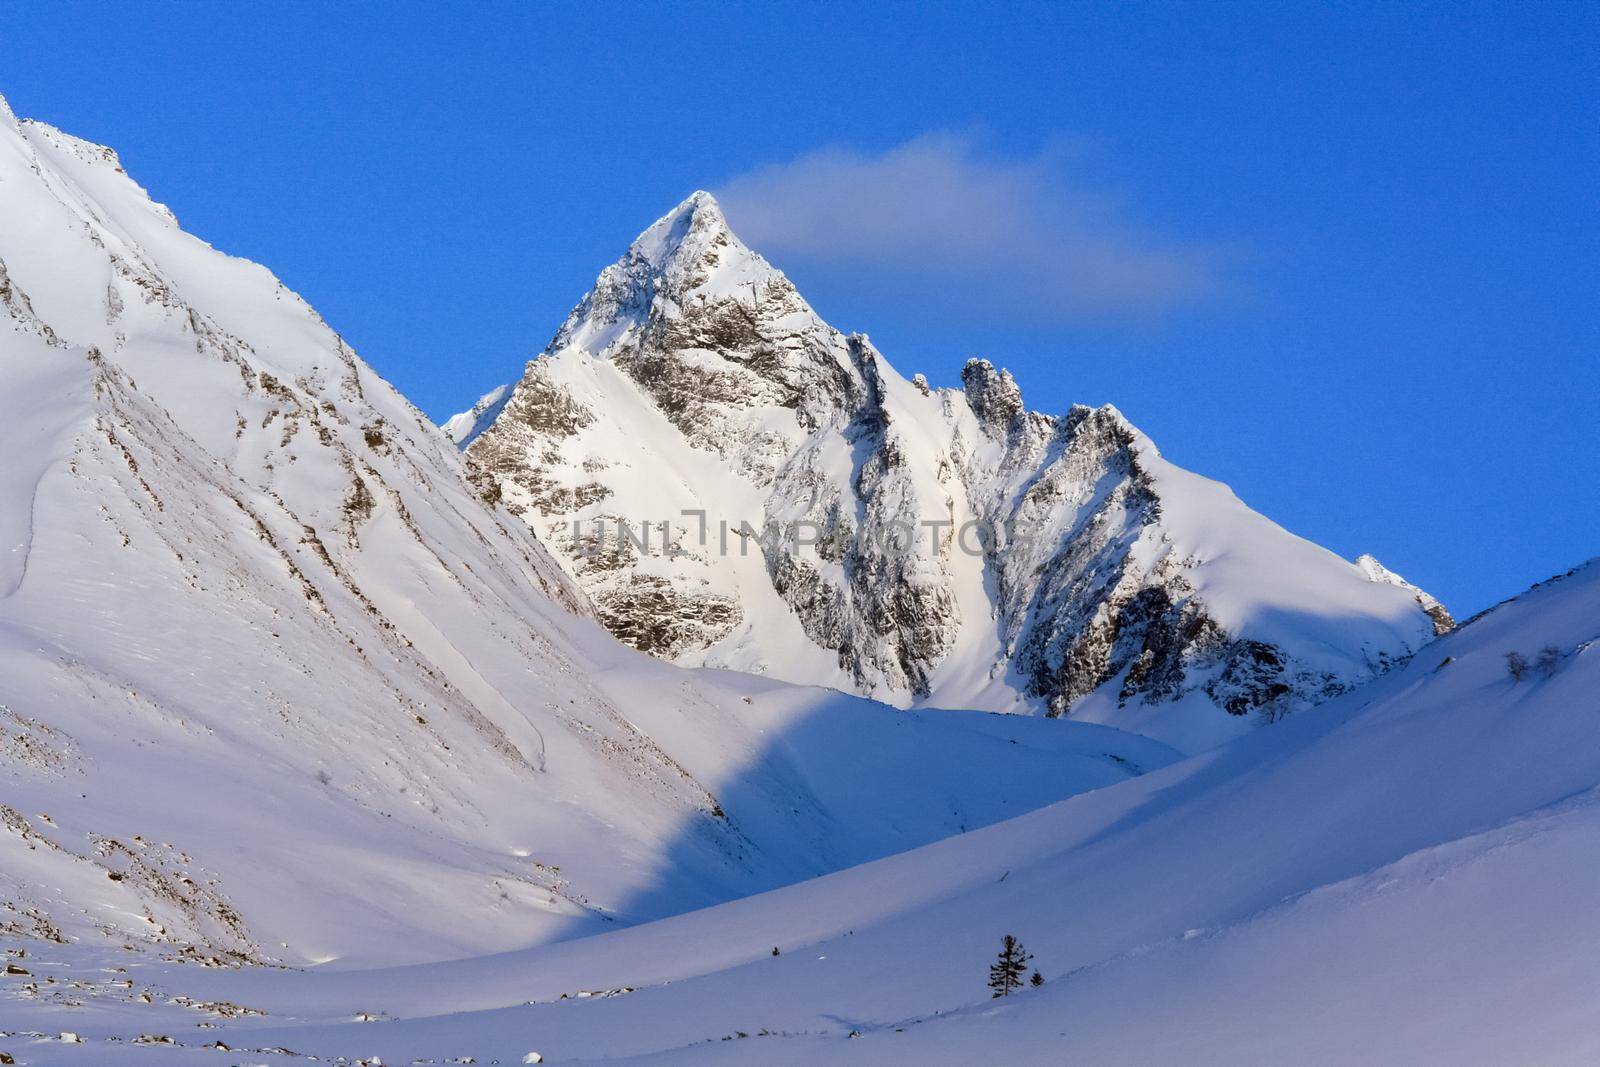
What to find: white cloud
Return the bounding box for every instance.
[715,134,1238,324]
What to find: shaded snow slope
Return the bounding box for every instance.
[463,192,1445,751]
[13,558,1589,1063]
[0,95,1174,977]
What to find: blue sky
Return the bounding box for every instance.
[2,1,1594,615]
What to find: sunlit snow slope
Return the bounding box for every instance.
[15,559,1586,1064]
[0,94,1174,977]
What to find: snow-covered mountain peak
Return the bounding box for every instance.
[635,188,779,302]
[462,194,1446,750]
[632,189,728,264]
[546,189,803,363]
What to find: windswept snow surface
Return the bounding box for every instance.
[0,90,1174,994]
[463,192,1444,752]
[7,559,1592,1064]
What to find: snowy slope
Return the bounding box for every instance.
[0,93,1174,980]
[12,558,1589,1064]
[462,192,1445,750]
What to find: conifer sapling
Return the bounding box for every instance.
[988,935,1033,997]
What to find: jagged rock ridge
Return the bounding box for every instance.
[460,192,1447,750]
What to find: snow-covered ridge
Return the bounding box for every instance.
[462,192,1447,750]
[442,382,511,446]
[1356,551,1455,633]
[0,96,1171,971]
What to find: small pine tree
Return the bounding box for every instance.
[1030,970,1044,988]
[988,935,1032,998]
[1535,645,1561,678]
[1506,651,1529,681]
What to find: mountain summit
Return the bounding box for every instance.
[458,195,1446,750]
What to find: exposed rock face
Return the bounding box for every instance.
[460,192,1445,749]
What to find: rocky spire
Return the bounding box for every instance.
[961,358,1025,438]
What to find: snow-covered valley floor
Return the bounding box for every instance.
[5,561,1596,1065]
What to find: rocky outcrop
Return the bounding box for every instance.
[960,359,1025,440]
